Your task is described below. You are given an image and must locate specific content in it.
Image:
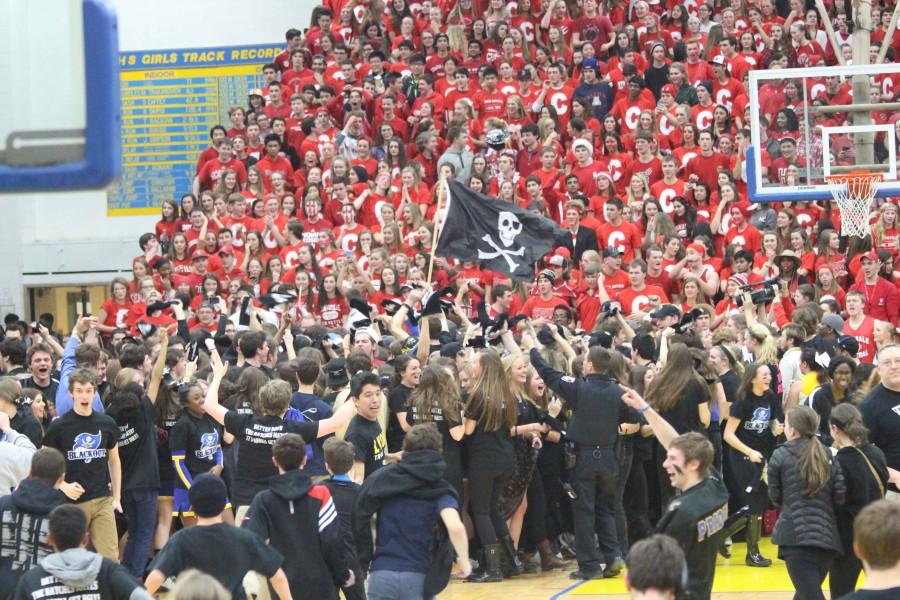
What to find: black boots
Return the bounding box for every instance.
[467,544,504,582]
[745,515,772,567]
[500,536,525,577]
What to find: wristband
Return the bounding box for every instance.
[637,404,652,414]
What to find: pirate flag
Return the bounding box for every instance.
[435,180,566,281]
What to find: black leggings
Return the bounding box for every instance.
[829,553,863,598]
[783,547,833,600]
[469,464,513,546]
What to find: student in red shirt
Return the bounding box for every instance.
[193,139,248,196]
[521,270,564,319]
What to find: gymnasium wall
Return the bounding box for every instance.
[2,0,315,317]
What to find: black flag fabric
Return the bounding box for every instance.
[435,179,565,281]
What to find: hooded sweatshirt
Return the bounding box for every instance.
[0,431,36,497]
[244,468,348,600]
[353,449,459,597]
[13,547,151,600]
[0,478,66,600]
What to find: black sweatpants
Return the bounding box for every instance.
[829,552,863,598]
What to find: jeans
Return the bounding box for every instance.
[122,487,158,578]
[572,446,620,572]
[367,570,430,600]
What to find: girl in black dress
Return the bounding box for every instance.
[464,351,518,582]
[724,362,782,567]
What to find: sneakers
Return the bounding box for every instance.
[602,557,625,578]
[569,568,604,580]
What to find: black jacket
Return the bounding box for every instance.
[322,478,370,569]
[244,469,349,600]
[0,479,67,600]
[529,348,636,446]
[354,449,457,597]
[833,443,888,554]
[769,438,846,552]
[556,226,599,264]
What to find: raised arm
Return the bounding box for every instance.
[203,351,230,427]
[147,328,169,404]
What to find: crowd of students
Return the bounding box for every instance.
[4,0,900,597]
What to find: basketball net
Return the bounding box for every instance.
[825,171,882,238]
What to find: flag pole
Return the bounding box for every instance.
[426,176,447,285]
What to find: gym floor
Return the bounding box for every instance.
[439,538,842,599]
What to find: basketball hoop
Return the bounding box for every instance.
[825,170,882,238]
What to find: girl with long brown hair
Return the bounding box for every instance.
[464,350,518,582]
[646,342,711,508]
[769,405,845,600]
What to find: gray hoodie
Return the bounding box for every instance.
[36,549,152,600]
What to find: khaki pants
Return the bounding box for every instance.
[76,496,118,561]
[235,504,271,600]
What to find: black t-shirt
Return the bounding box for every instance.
[730,390,778,457]
[149,522,283,600]
[156,405,181,483]
[387,384,413,453]
[656,468,730,600]
[719,370,740,403]
[345,414,386,480]
[464,402,515,467]
[43,410,120,502]
[13,555,142,600]
[169,412,222,488]
[658,378,709,435]
[807,384,841,446]
[109,398,160,492]
[860,384,900,476]
[10,409,43,448]
[223,411,318,506]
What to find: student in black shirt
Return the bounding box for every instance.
[386,355,421,453]
[0,379,43,448]
[322,437,368,600]
[145,473,291,600]
[646,342,711,511]
[620,385,730,600]
[42,368,122,562]
[105,329,168,579]
[724,363,781,568]
[14,505,150,600]
[828,404,888,598]
[406,363,466,498]
[203,352,354,514]
[805,357,855,446]
[345,372,395,483]
[859,346,900,492]
[169,380,227,526]
[463,351,517,583]
[0,448,67,599]
[244,434,354,600]
[836,500,900,599]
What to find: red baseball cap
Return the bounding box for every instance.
[661,83,677,96]
[861,250,880,262]
[218,244,235,256]
[192,250,209,260]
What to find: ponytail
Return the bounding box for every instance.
[830,403,869,447]
[787,406,831,497]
